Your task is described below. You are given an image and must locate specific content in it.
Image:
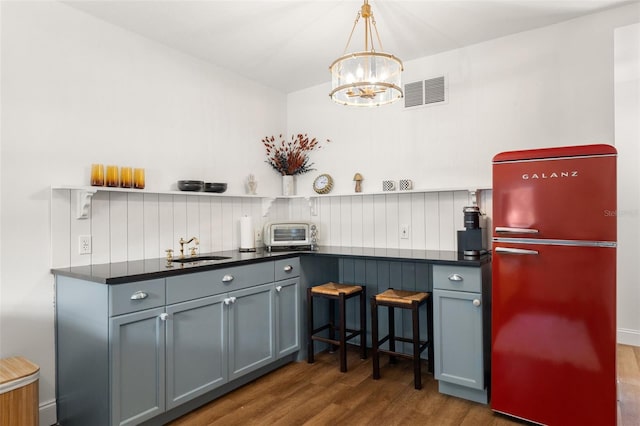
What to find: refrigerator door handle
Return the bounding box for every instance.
[495,247,539,255]
[495,226,539,234]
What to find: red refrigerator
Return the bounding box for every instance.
[491,144,617,426]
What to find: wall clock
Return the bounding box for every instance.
[313,174,334,194]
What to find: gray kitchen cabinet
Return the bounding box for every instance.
[54,260,300,426]
[228,283,276,380]
[110,307,166,426]
[275,277,300,358]
[274,258,301,359]
[165,294,228,410]
[54,276,167,426]
[433,263,491,404]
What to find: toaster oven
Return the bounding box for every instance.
[263,221,317,251]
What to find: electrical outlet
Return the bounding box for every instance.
[400,224,410,239]
[79,235,92,255]
[254,228,263,246]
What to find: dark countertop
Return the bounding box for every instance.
[51,246,491,285]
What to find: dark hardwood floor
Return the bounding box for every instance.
[170,344,640,425]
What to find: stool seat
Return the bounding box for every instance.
[374,289,429,305]
[311,282,363,296]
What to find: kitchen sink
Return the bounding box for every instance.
[171,255,231,263]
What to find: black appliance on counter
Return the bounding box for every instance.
[457,206,487,256]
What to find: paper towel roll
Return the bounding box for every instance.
[239,216,255,251]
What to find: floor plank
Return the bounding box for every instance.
[170,344,639,425]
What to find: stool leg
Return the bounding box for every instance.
[360,288,367,359]
[427,296,434,375]
[329,298,336,352]
[388,304,396,364]
[307,288,314,364]
[371,297,380,380]
[339,292,347,372]
[412,301,422,390]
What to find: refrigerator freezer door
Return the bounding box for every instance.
[492,152,616,242]
[491,241,616,426]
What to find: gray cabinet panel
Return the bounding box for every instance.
[433,289,484,389]
[166,294,228,410]
[433,265,481,292]
[432,263,489,404]
[228,283,275,380]
[275,278,300,358]
[55,277,110,426]
[274,257,300,281]
[109,279,166,316]
[166,262,275,304]
[110,307,166,426]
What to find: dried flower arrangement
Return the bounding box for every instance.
[261,134,330,176]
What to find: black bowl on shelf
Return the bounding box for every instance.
[204,182,227,193]
[178,180,204,191]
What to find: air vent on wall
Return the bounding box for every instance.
[404,76,446,109]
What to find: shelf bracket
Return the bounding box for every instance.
[469,189,478,206]
[308,197,318,216]
[261,197,275,217]
[76,189,97,219]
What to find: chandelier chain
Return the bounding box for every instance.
[371,15,383,52]
[342,11,362,56]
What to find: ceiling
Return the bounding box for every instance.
[62,0,635,93]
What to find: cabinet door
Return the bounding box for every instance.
[433,289,484,390]
[228,283,275,380]
[166,294,228,410]
[275,278,300,358]
[110,307,165,426]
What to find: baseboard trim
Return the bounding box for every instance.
[618,328,640,347]
[40,399,57,426]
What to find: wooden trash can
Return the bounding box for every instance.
[0,357,39,426]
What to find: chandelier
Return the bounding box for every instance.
[329,0,403,107]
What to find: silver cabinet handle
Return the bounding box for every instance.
[222,275,234,283]
[472,299,481,307]
[159,313,169,321]
[130,291,148,300]
[495,227,539,234]
[448,274,463,282]
[276,285,283,292]
[283,265,293,272]
[495,247,539,255]
[224,297,237,305]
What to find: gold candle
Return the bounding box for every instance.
[120,167,133,188]
[90,164,104,186]
[133,168,145,189]
[106,165,119,187]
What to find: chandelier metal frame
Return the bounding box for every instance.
[329,0,403,106]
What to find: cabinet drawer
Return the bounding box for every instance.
[433,265,481,293]
[166,261,275,304]
[274,257,300,281]
[109,279,166,316]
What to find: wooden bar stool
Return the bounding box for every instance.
[307,282,367,372]
[371,288,433,390]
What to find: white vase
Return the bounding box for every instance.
[282,175,295,196]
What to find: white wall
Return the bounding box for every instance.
[1,2,286,424]
[2,1,639,425]
[288,4,640,194]
[287,2,640,344]
[615,23,640,346]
